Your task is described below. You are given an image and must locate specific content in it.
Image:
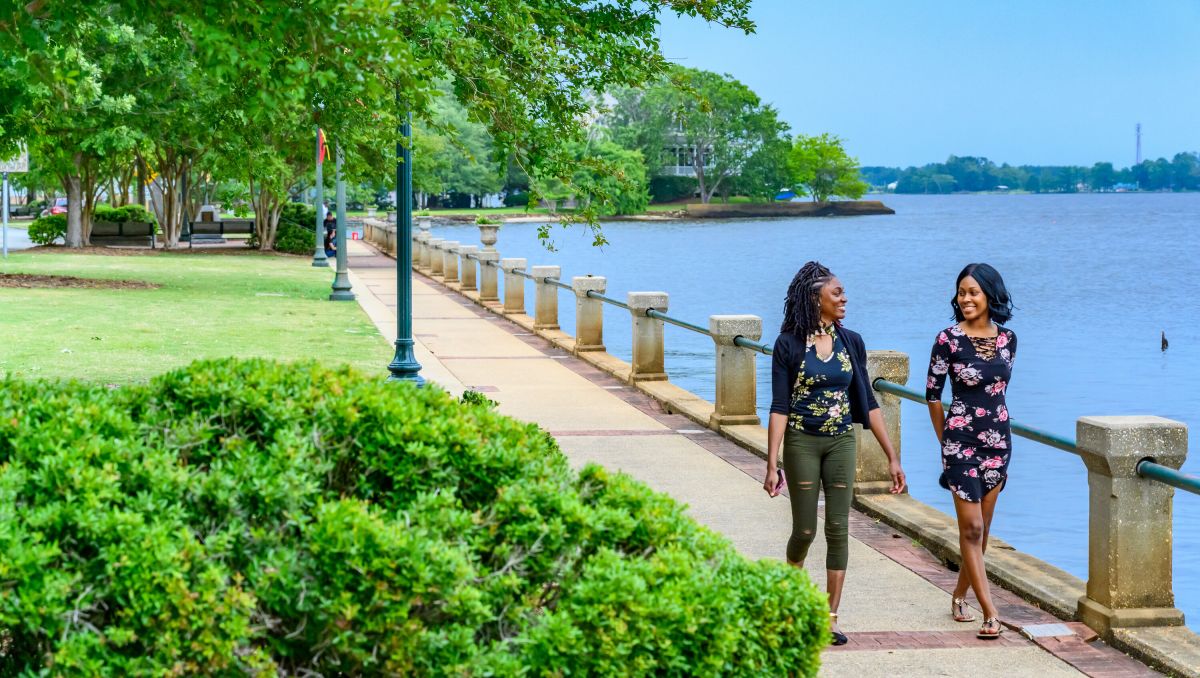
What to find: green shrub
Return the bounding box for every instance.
[279,202,317,230]
[273,220,315,254]
[475,215,502,225]
[503,191,531,208]
[93,204,158,226]
[0,359,828,675]
[26,213,66,245]
[650,175,699,203]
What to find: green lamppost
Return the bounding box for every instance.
[387,110,423,383]
[312,125,328,267]
[329,144,355,301]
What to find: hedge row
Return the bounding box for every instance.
[0,359,828,675]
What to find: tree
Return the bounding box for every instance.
[788,134,868,202]
[643,66,792,204]
[729,136,792,201]
[1090,162,1116,190]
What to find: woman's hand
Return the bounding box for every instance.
[889,460,907,494]
[764,466,780,497]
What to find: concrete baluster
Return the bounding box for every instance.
[531,265,560,330]
[428,238,445,277]
[627,292,668,382]
[1076,416,1188,636]
[500,258,527,314]
[442,241,460,284]
[708,315,762,428]
[572,276,606,352]
[415,232,431,271]
[856,351,909,494]
[478,251,500,302]
[458,245,479,292]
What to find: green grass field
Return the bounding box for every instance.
[0,251,391,384]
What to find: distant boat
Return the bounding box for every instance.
[1162,331,1169,352]
[774,190,797,201]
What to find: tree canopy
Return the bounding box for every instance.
[788,134,867,203]
[0,0,755,247]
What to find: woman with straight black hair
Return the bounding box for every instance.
[925,262,1017,640]
[765,261,906,646]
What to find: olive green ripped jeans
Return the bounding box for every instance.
[783,428,856,569]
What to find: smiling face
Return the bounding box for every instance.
[956,275,990,323]
[817,276,847,322]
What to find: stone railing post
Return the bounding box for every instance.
[531,265,561,330]
[500,258,527,314]
[1076,416,1188,636]
[442,241,460,284]
[855,351,909,494]
[572,276,606,352]
[415,232,431,271]
[627,292,668,382]
[428,239,445,277]
[458,246,479,292]
[708,315,762,428]
[477,251,500,302]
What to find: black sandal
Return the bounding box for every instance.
[830,612,848,646]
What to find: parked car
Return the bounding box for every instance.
[40,197,68,217]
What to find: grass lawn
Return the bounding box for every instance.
[0,250,391,384]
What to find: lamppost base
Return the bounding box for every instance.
[312,253,329,267]
[387,339,424,384]
[330,273,355,301]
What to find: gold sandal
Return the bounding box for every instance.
[977,617,1002,639]
[952,596,976,623]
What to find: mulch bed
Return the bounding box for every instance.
[22,245,304,258]
[0,273,159,290]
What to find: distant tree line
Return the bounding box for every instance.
[862,153,1200,194]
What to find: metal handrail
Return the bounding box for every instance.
[511,268,534,280]
[871,377,1197,495]
[734,336,773,355]
[542,276,573,291]
[1137,460,1200,495]
[584,290,630,310]
[645,308,710,336]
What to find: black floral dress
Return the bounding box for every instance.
[926,325,1017,502]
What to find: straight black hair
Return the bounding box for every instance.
[952,263,1013,324]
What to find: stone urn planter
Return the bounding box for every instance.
[366,206,377,218]
[417,215,432,231]
[477,223,500,251]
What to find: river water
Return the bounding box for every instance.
[430,192,1199,629]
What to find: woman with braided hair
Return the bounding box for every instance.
[764,260,906,646]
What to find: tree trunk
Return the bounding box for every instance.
[65,171,83,248]
[694,151,709,204]
[151,151,188,248]
[135,152,146,206]
[249,177,284,251]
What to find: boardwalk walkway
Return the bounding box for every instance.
[343,240,1159,677]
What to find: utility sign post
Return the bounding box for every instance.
[1,145,29,258]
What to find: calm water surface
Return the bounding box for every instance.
[432,193,1199,629]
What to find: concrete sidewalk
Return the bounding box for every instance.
[343,240,1157,678]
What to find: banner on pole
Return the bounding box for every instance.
[0,144,29,173]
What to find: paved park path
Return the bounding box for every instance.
[343,239,1159,678]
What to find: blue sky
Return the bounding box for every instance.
[655,0,1200,167]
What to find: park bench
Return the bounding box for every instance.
[190,219,255,248]
[91,220,157,248]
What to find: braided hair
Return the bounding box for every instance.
[780,261,835,340]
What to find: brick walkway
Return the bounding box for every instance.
[345,240,1161,677]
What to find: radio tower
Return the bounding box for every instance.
[1135,123,1142,165]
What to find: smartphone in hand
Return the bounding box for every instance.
[773,468,786,496]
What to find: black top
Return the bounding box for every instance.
[771,324,880,428]
[787,326,855,436]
